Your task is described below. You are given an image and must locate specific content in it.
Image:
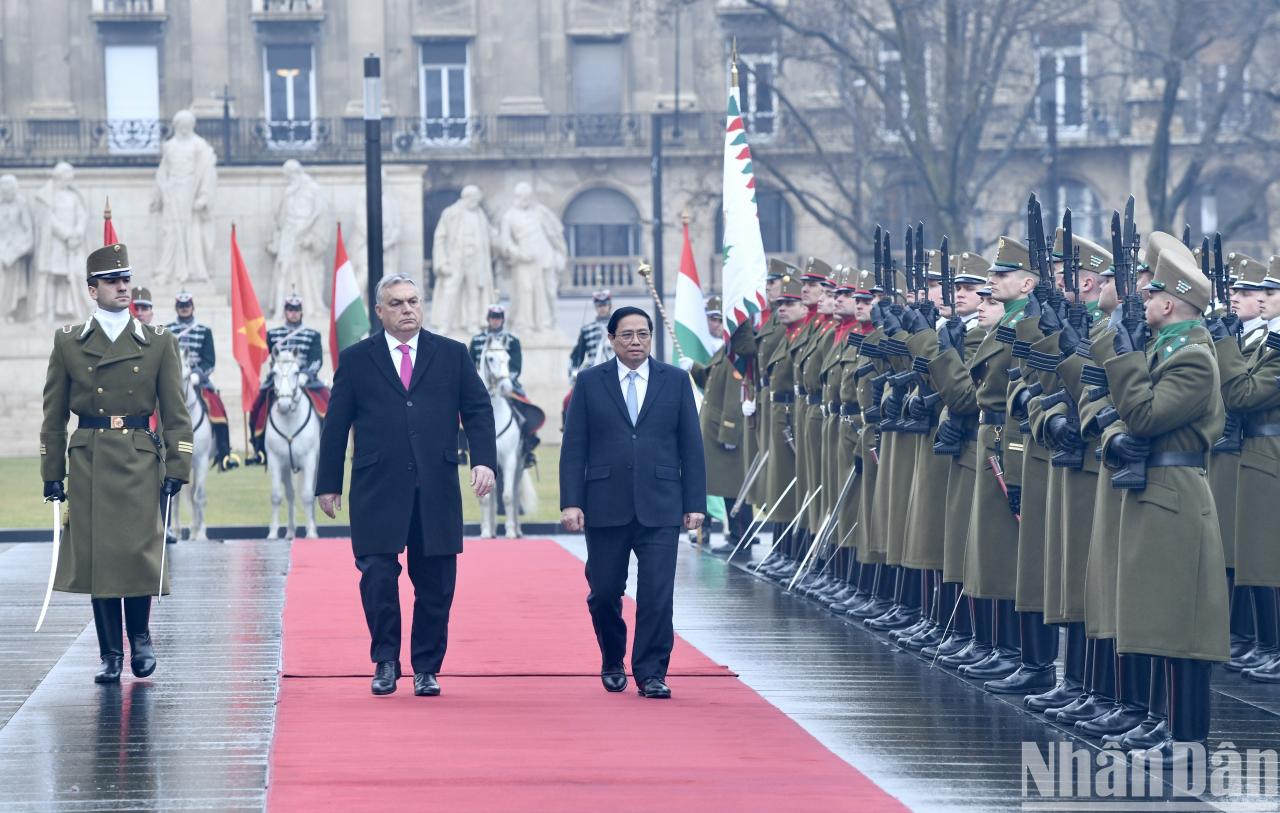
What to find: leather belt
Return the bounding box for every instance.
[840,403,861,417]
[828,400,841,414]
[1146,451,1207,469]
[795,385,808,397]
[772,392,795,404]
[761,376,771,387]
[806,393,822,406]
[77,414,150,430]
[979,410,1006,425]
[1244,423,1280,438]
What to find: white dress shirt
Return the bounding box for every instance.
[384,330,419,372]
[618,357,650,409]
[93,307,132,342]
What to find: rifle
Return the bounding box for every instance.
[883,229,900,313]
[1200,236,1214,311]
[1212,232,1230,314]
[1109,200,1147,490]
[1209,233,1244,454]
[873,224,883,292]
[1182,224,1192,248]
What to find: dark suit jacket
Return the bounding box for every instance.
[316,330,496,557]
[559,357,707,528]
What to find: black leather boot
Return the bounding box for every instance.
[1244,588,1280,682]
[92,598,124,684]
[1105,656,1168,748]
[941,597,993,669]
[985,611,1057,694]
[867,567,920,631]
[1139,657,1212,762]
[1228,586,1279,671]
[1027,622,1085,712]
[848,564,895,619]
[961,599,1019,680]
[123,596,157,678]
[895,571,938,645]
[1228,569,1254,659]
[1075,653,1149,737]
[1052,637,1116,723]
[925,587,973,658]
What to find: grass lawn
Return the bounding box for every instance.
[0,448,562,529]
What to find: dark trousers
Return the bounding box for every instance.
[584,520,678,682]
[354,500,456,674]
[723,498,753,543]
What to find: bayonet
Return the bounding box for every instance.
[1182,224,1192,248]
[1201,236,1213,310]
[1212,232,1229,310]
[873,224,883,291]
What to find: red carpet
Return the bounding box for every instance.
[268,538,907,812]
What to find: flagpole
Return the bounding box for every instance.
[363,54,383,326]
[650,112,665,361]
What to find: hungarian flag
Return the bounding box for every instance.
[329,224,369,369]
[720,58,769,336]
[230,225,269,405]
[673,221,717,367]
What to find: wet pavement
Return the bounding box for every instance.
[2,535,1277,811]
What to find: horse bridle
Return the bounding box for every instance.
[267,362,313,474]
[482,350,517,438]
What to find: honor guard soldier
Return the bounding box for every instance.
[569,289,615,379]
[248,294,331,463]
[757,268,806,575]
[471,304,543,468]
[40,243,192,683]
[130,287,155,324]
[168,291,238,471]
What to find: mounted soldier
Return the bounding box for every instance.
[248,293,331,463]
[167,291,238,471]
[470,304,543,468]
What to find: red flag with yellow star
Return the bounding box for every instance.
[230,224,268,405]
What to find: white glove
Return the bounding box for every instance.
[298,372,309,387]
[188,371,200,385]
[742,399,757,417]
[678,357,695,371]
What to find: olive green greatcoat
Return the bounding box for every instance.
[818,327,852,536]
[799,319,835,529]
[789,317,820,530]
[928,319,986,584]
[1210,325,1269,570]
[1218,335,1280,588]
[750,314,785,507]
[963,310,1027,600]
[691,346,746,499]
[871,330,914,566]
[1103,325,1229,661]
[834,332,866,547]
[41,317,194,597]
[1012,323,1054,613]
[901,329,950,572]
[1079,326,1123,639]
[855,328,888,562]
[764,323,801,524]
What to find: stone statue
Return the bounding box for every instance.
[351,168,402,296]
[32,162,88,321]
[498,182,566,333]
[0,175,34,322]
[431,185,496,334]
[151,110,217,284]
[266,159,330,316]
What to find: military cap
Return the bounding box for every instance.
[990,236,1032,274]
[1227,252,1266,290]
[926,249,944,280]
[768,257,798,281]
[832,265,855,293]
[1143,248,1211,311]
[852,269,874,299]
[1265,256,1280,290]
[705,295,723,316]
[953,251,990,285]
[487,303,506,317]
[977,285,994,298]
[801,256,835,285]
[1052,231,1113,276]
[776,273,804,301]
[592,289,613,304]
[283,294,303,310]
[87,243,131,281]
[175,291,194,306]
[130,287,153,308]
[1143,231,1194,276]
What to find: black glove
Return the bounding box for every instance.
[881,306,904,336]
[162,477,184,497]
[1221,313,1241,338]
[1108,432,1150,465]
[1058,317,1082,356]
[43,480,66,502]
[1038,298,1063,334]
[870,302,885,328]
[906,394,931,422]
[1007,484,1022,518]
[902,307,930,335]
[883,391,904,421]
[1045,414,1081,452]
[936,419,965,447]
[1113,322,1150,356]
[1204,317,1229,342]
[1270,332,1280,352]
[1010,386,1034,421]
[938,318,966,352]
[1022,295,1042,320]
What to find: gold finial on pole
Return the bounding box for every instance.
[730,36,739,85]
[104,196,112,221]
[680,208,691,226]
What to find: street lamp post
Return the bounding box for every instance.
[363,54,383,325]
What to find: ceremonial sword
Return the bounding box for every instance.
[34,500,62,632]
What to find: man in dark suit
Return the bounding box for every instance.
[560,306,707,699]
[317,274,496,697]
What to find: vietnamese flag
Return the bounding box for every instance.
[230,224,269,405]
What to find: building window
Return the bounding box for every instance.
[1192,63,1249,132]
[419,41,470,144]
[564,188,641,291]
[1036,29,1086,137]
[1186,171,1268,242]
[104,45,161,154]
[736,46,777,137]
[1054,179,1104,242]
[264,44,315,147]
[879,48,907,131]
[571,40,625,146]
[715,188,794,255]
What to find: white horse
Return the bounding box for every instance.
[477,344,537,539]
[173,351,213,541]
[264,350,321,539]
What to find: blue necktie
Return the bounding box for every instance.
[625,370,639,425]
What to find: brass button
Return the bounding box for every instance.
[96,387,103,394]
[133,366,140,373]
[122,429,130,435]
[98,428,103,433]
[98,408,104,414]
[87,366,93,372]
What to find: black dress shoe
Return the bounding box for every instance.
[1243,653,1280,682]
[637,677,671,699]
[1105,718,1167,750]
[983,664,1056,695]
[371,661,400,695]
[1025,679,1084,712]
[1225,644,1278,672]
[939,640,992,670]
[1074,702,1147,737]
[923,633,972,660]
[95,655,123,684]
[960,647,1020,680]
[414,672,441,696]
[601,664,628,693]
[1049,693,1110,723]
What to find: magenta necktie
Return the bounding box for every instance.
[397,344,412,390]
